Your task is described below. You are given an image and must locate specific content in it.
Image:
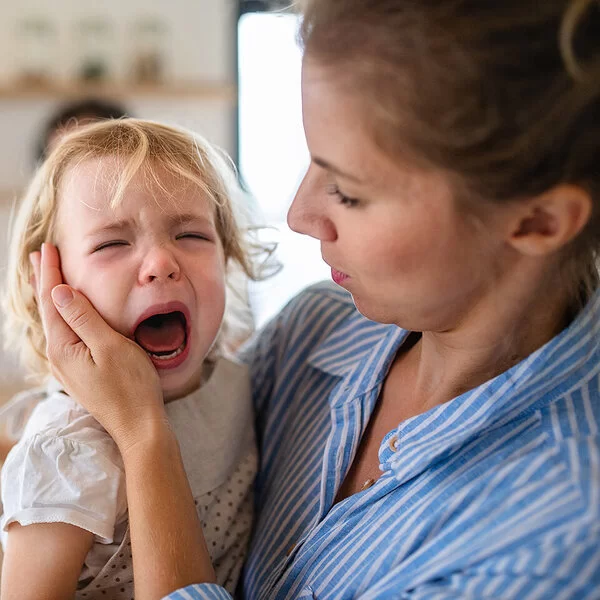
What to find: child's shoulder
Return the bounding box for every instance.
[2,381,110,446]
[1,385,48,441]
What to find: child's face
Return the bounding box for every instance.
[54,157,227,401]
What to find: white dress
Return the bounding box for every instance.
[1,357,257,598]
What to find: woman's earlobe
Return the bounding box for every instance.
[508,184,592,256]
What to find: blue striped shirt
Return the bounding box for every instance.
[167,281,600,599]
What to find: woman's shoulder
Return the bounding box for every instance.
[242,281,363,362]
[277,281,359,334]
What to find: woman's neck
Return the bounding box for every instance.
[404,269,573,413]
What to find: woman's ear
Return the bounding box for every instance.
[507,184,592,256]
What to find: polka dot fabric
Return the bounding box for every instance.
[197,449,256,592]
[75,448,257,599]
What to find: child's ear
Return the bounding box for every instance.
[507,184,592,257]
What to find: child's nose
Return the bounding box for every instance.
[139,246,181,283]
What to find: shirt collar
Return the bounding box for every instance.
[307,286,600,481]
[307,310,406,379]
[307,310,410,407]
[386,287,600,482]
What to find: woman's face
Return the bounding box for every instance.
[288,58,513,331]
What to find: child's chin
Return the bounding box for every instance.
[160,372,202,403]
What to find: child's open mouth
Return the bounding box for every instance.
[134,309,190,369]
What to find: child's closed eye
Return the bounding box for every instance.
[92,240,129,253]
[176,232,213,242]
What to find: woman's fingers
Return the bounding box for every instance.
[36,244,82,355]
[29,250,40,295]
[49,285,118,362]
[49,288,164,450]
[35,243,164,449]
[40,243,63,295]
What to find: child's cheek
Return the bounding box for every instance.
[70,262,132,338]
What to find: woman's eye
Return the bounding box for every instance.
[93,241,129,253]
[326,184,360,208]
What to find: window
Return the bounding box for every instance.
[238,2,330,328]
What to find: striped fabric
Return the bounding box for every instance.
[166,281,600,599]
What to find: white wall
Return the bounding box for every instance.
[0,0,239,399]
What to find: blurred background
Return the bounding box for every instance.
[0,0,330,401]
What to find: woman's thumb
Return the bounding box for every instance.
[51,285,74,308]
[51,285,112,351]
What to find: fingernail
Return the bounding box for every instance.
[52,285,73,307]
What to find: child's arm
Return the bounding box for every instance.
[1,522,93,600]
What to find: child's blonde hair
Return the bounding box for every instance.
[3,118,266,378]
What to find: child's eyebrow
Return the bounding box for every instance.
[84,221,132,238]
[84,214,216,238]
[167,213,216,229]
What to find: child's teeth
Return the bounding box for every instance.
[146,342,185,360]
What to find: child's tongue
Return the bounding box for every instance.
[135,313,186,354]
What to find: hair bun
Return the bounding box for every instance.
[561,0,600,81]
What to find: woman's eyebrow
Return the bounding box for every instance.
[312,156,365,184]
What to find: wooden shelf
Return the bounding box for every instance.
[0,81,237,102]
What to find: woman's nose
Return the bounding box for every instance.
[139,246,181,284]
[287,166,337,242]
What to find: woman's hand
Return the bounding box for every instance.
[33,244,216,594]
[31,243,166,454]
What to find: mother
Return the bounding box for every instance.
[34,0,600,598]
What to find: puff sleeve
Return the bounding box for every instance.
[0,391,126,547]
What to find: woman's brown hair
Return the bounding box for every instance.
[300,0,600,304]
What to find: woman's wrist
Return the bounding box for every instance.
[115,410,175,461]
[118,413,217,595]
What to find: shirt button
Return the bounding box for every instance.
[361,478,376,491]
[388,434,399,452]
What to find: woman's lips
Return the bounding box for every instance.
[331,268,350,285]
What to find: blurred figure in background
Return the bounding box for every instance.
[35,97,131,163]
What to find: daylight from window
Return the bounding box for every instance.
[238,11,330,328]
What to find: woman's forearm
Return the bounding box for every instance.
[122,423,216,600]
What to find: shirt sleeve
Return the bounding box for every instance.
[0,395,126,547]
[161,584,232,600]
